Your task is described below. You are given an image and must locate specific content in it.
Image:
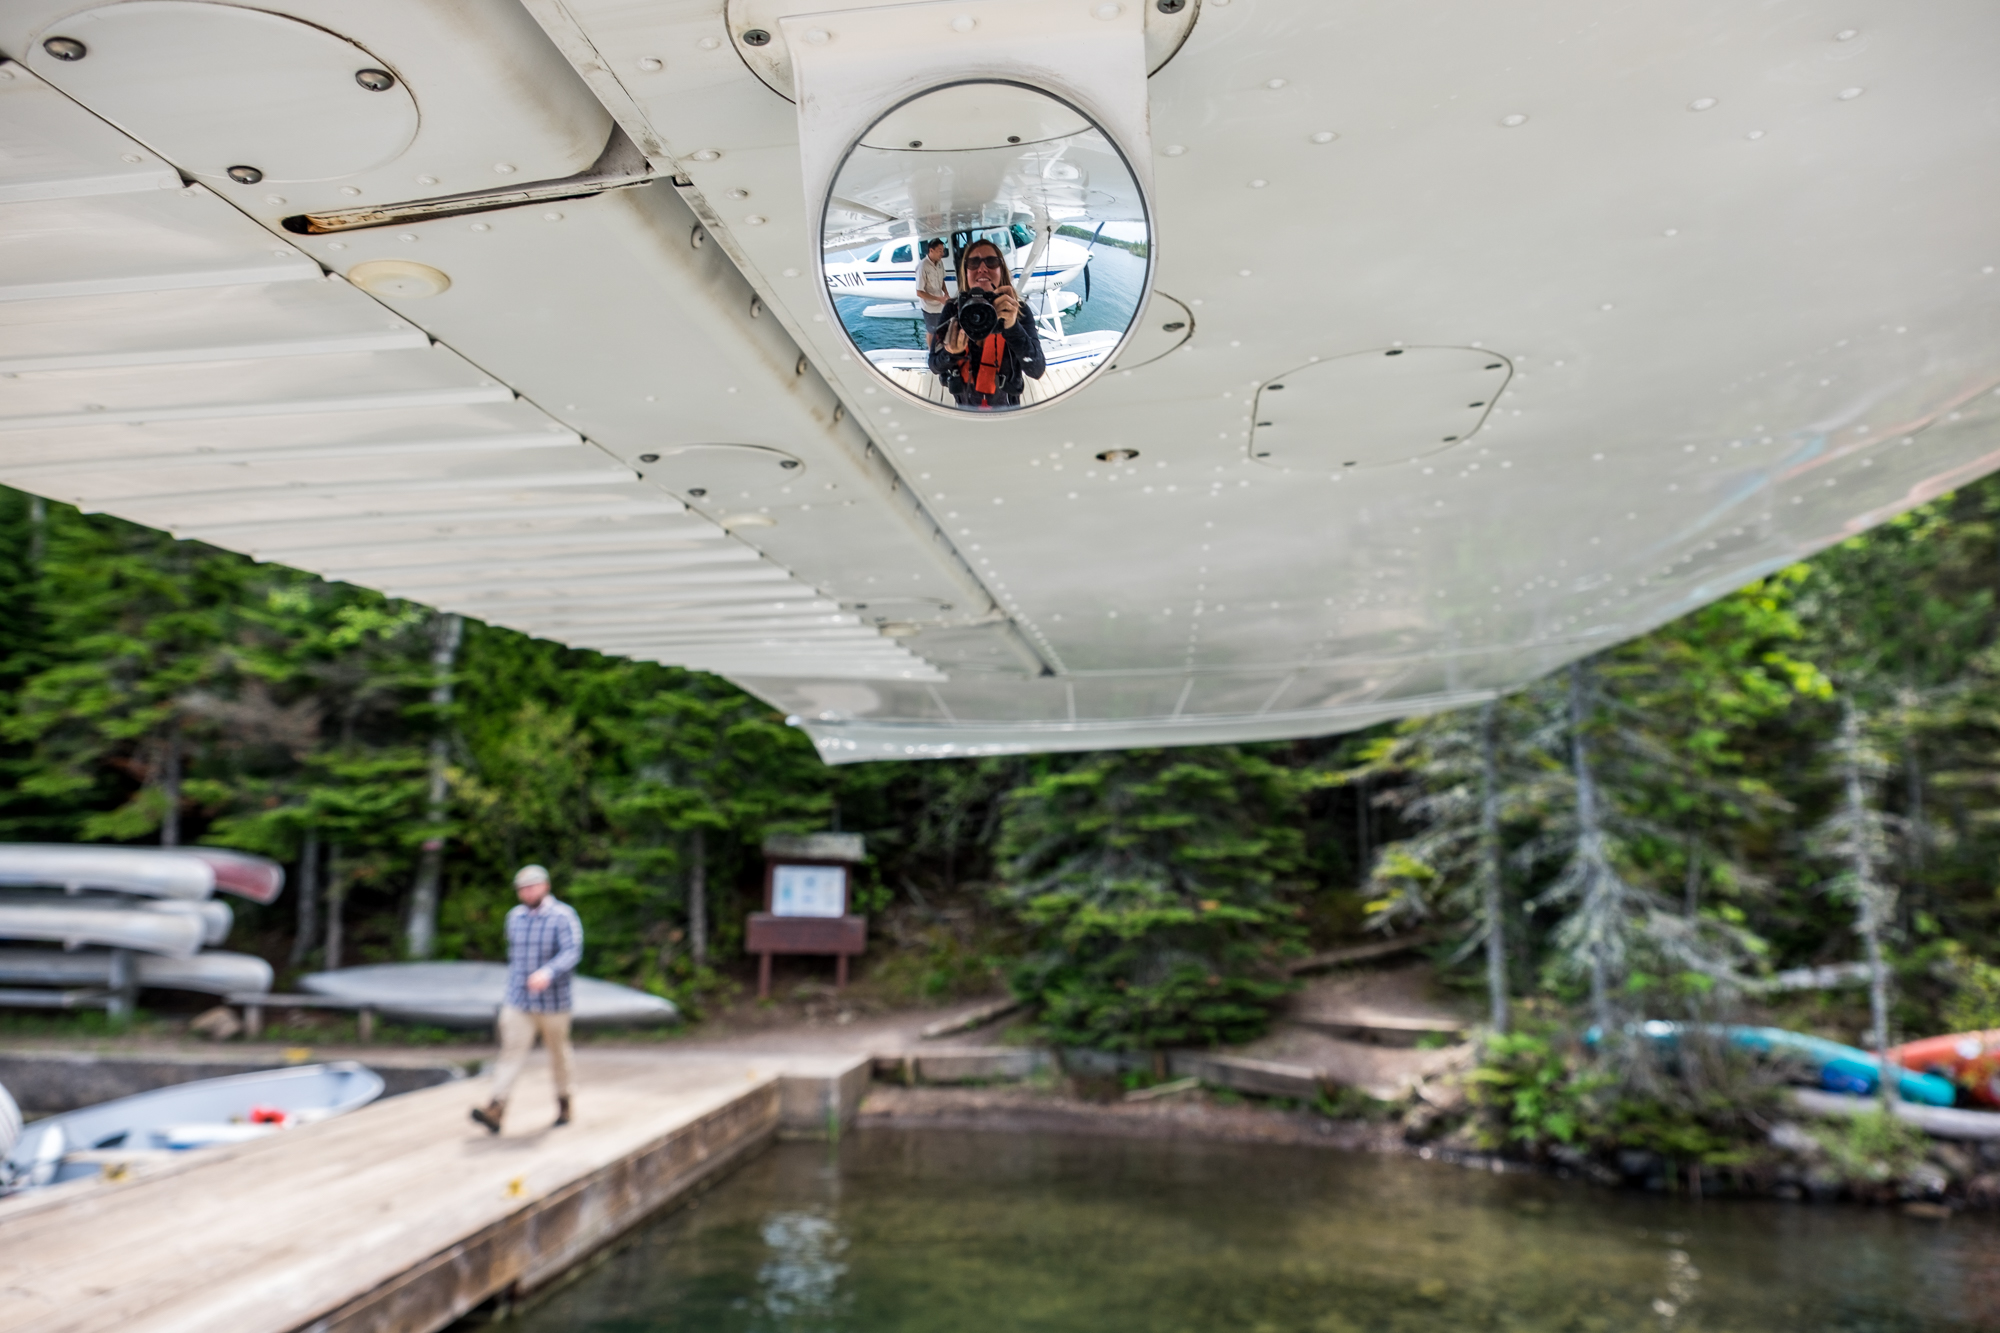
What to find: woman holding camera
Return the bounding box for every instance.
[927,238,1046,408]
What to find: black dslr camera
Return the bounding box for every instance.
[955,290,999,340]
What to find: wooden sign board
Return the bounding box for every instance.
[749,833,867,997]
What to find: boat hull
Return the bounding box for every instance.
[0,845,284,904]
[0,902,204,959]
[188,849,284,904]
[0,846,213,901]
[0,947,271,996]
[300,961,677,1027]
[1896,1031,2000,1108]
[1628,1021,1960,1107]
[2,1061,383,1191]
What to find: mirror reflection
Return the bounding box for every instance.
[821,82,1150,412]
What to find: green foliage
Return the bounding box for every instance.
[1937,941,2000,1033]
[995,747,1310,1049]
[8,472,2000,1078]
[1466,1025,1779,1166]
[1807,1109,1933,1186]
[1466,1029,1615,1148]
[0,492,840,988]
[865,917,1009,1005]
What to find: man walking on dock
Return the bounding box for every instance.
[472,864,583,1134]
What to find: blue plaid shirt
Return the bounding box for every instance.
[504,897,584,1012]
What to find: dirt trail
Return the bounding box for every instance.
[1237,966,1478,1101]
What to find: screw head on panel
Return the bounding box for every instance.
[42,37,86,60]
[226,165,264,184]
[742,28,771,46]
[355,68,395,91]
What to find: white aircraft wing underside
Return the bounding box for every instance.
[2,1,1997,762]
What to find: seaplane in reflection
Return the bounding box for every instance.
[824,221,1128,405]
[821,221,1095,309]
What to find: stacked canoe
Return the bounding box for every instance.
[299,961,677,1027]
[1897,1030,2000,1108]
[0,845,282,1011]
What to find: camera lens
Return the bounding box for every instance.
[957,292,998,339]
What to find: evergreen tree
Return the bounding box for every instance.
[1349,697,1542,1031]
[1811,697,1899,1087]
[994,747,1309,1050]
[1524,659,1769,1029]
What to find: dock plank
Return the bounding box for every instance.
[0,1052,783,1333]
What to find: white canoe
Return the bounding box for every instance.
[0,845,284,904]
[0,1079,19,1161]
[300,961,678,1027]
[0,893,230,948]
[137,898,232,947]
[0,845,212,900]
[0,901,204,958]
[0,948,271,996]
[2,1062,382,1192]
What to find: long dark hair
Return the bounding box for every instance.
[956,238,1017,298]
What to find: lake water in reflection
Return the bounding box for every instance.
[508,1130,2000,1332]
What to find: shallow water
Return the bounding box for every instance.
[514,1130,2000,1332]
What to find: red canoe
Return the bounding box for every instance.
[1896,1031,2000,1108]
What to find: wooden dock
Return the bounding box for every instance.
[878,358,1095,405]
[0,1050,868,1333]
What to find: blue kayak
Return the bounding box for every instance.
[1599,1021,1959,1107]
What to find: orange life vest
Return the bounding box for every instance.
[957,331,1008,397]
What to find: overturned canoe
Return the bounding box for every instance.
[0,845,284,904]
[0,1079,18,1162]
[0,846,213,901]
[0,902,204,959]
[1630,1021,1959,1107]
[0,948,271,997]
[1792,1087,2000,1139]
[300,961,677,1027]
[0,893,231,949]
[1896,1030,2000,1108]
[144,898,232,948]
[1,1062,382,1192]
[186,849,284,905]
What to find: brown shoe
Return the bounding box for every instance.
[554,1095,571,1127]
[471,1101,504,1134]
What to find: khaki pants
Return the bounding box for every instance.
[489,1005,575,1105]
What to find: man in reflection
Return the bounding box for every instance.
[929,238,1045,408]
[916,238,949,345]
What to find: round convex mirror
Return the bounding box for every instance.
[821,82,1151,414]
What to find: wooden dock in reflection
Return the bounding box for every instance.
[0,1051,868,1333]
[880,358,1095,406]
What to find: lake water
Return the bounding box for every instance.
[508,1130,2000,1332]
[834,244,1148,356]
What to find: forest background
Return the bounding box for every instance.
[5,478,2000,1059]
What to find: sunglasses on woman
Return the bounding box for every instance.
[964,255,1006,271]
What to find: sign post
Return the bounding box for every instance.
[747,833,867,999]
